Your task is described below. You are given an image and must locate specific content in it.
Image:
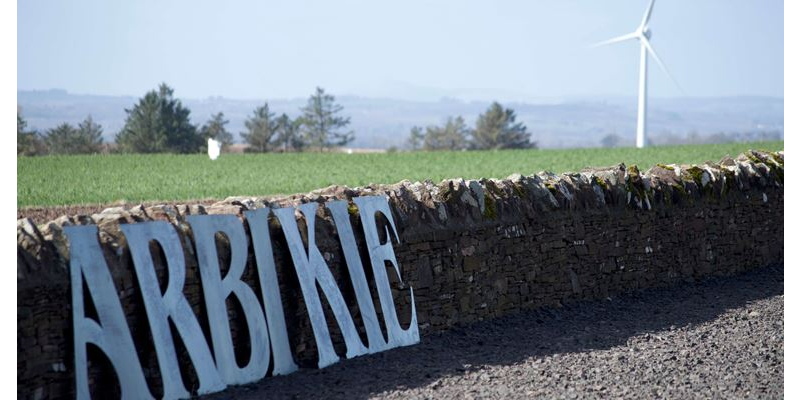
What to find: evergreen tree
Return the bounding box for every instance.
[200,112,234,150]
[74,115,105,153]
[299,87,353,150]
[472,102,533,150]
[116,83,202,153]
[17,113,47,156]
[241,102,278,152]
[275,113,304,152]
[157,84,203,153]
[407,126,424,151]
[116,91,165,153]
[43,123,80,154]
[423,116,470,151]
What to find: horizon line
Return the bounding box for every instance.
[17,88,785,104]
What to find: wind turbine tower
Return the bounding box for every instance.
[593,0,681,148]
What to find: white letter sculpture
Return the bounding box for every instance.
[186,215,270,385]
[274,203,369,368]
[353,196,419,347]
[66,196,419,397]
[121,221,226,398]
[65,225,154,400]
[243,208,299,375]
[327,200,389,352]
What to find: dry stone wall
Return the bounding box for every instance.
[17,150,784,399]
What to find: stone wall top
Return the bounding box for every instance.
[17,149,783,284]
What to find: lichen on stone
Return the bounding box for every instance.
[625,165,647,205]
[483,193,497,220]
[722,168,736,195]
[347,202,359,216]
[627,165,640,178]
[685,166,706,188]
[755,151,784,184]
[484,179,504,197]
[656,163,675,171]
[545,182,558,196]
[671,183,688,199]
[592,176,609,191]
[769,151,784,166]
[511,182,528,199]
[437,182,454,202]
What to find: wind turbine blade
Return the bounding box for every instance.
[590,32,638,48]
[641,38,685,94]
[639,0,656,29]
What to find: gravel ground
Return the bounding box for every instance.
[208,264,784,399]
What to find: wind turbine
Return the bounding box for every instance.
[593,0,681,148]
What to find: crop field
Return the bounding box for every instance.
[17,141,783,208]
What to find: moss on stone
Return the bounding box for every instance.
[656,163,675,171]
[545,182,558,196]
[661,187,672,206]
[593,177,609,191]
[625,165,646,201]
[687,166,718,197]
[671,183,688,198]
[744,150,783,185]
[511,183,528,199]
[483,193,497,219]
[625,183,642,202]
[757,152,784,184]
[773,165,784,183]
[722,169,736,195]
[745,151,761,164]
[484,180,504,197]
[268,215,282,229]
[769,151,784,166]
[438,184,453,202]
[627,165,640,179]
[685,166,705,188]
[347,202,359,216]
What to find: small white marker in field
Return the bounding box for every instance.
[208,138,221,160]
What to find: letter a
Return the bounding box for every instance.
[65,225,153,400]
[121,222,226,398]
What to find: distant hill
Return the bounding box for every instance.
[17,90,783,149]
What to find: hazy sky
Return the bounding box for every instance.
[18,0,783,100]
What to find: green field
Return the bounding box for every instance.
[17,141,783,207]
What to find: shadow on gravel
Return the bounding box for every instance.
[208,264,784,399]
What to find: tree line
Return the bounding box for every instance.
[406,102,536,151]
[17,84,353,156]
[17,83,537,156]
[17,114,105,156]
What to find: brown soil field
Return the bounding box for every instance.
[16,199,221,225]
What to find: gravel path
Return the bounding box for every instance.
[208,264,784,399]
